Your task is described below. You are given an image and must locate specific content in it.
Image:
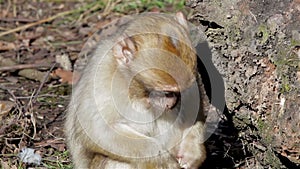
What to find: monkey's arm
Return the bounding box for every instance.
[176,121,206,169]
[112,122,151,139]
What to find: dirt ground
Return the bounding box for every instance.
[0,1,299,169]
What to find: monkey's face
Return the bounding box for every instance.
[134,68,181,110]
[128,50,196,111]
[129,46,197,92]
[114,33,197,111]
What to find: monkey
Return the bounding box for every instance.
[65,12,206,169]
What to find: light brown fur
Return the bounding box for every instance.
[65,12,206,169]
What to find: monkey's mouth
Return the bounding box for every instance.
[148,90,180,110]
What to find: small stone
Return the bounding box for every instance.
[226,14,232,19]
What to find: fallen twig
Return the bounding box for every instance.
[0,2,98,37]
[24,63,57,113]
[33,63,57,104]
[0,17,38,23]
[0,63,51,72]
[0,10,73,37]
[102,0,122,17]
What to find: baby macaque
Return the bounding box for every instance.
[65,12,206,169]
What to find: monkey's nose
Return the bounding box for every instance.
[148,91,179,110]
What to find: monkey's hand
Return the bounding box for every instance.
[176,122,206,169]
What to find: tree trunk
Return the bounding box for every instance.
[188,0,300,168]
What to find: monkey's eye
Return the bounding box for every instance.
[162,91,178,98]
[149,90,178,98]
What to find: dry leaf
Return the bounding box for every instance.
[0,101,14,121]
[18,69,47,82]
[52,68,80,85]
[0,41,16,51]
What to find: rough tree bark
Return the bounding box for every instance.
[187,0,300,168]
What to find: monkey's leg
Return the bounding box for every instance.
[69,142,93,169]
[90,154,133,169]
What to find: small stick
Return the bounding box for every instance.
[0,63,51,72]
[0,2,103,37]
[0,5,86,38]
[0,17,38,23]
[24,63,57,113]
[33,63,57,103]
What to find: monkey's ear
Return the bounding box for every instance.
[175,12,188,30]
[113,36,136,65]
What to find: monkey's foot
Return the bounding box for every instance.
[176,153,196,169]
